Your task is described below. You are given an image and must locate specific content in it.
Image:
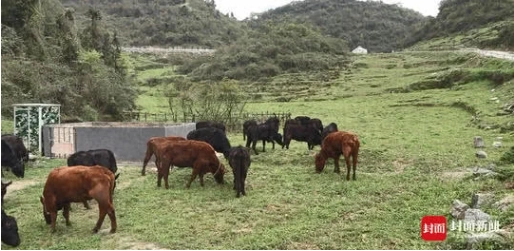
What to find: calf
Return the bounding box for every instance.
[1,139,24,178]
[141,136,186,176]
[196,120,226,133]
[40,165,117,233]
[1,181,12,204]
[283,123,322,150]
[315,131,360,181]
[228,146,251,198]
[158,140,226,189]
[187,127,231,159]
[242,119,258,140]
[245,123,283,155]
[321,122,338,140]
[1,210,20,247]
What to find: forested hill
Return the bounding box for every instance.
[248,0,426,53]
[406,0,514,49]
[60,0,246,48]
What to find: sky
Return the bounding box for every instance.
[215,0,442,20]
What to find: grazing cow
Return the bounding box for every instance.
[283,123,322,150]
[228,146,251,198]
[2,181,12,204]
[1,135,28,163]
[242,119,258,140]
[67,149,118,174]
[67,149,120,209]
[40,165,117,233]
[308,118,324,133]
[315,131,360,181]
[158,140,226,189]
[322,122,339,140]
[294,116,311,126]
[245,123,283,155]
[1,210,20,247]
[196,120,226,133]
[1,140,24,178]
[187,127,231,159]
[141,136,186,176]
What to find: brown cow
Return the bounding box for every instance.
[40,165,117,233]
[141,136,186,176]
[315,131,360,181]
[158,140,226,189]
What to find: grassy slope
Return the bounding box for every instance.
[2,51,513,250]
[408,20,514,51]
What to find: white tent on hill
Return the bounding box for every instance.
[352,46,368,54]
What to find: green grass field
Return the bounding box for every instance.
[2,51,513,249]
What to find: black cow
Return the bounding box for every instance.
[67,149,120,209]
[187,127,231,159]
[245,123,283,155]
[294,116,311,126]
[322,122,339,140]
[308,118,324,133]
[1,140,24,178]
[67,149,118,174]
[242,119,258,140]
[1,135,28,163]
[2,181,12,204]
[283,123,322,150]
[196,120,226,133]
[2,210,20,247]
[228,146,251,198]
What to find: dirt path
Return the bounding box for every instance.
[3,179,40,195]
[460,48,514,61]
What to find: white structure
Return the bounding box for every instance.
[352,46,368,54]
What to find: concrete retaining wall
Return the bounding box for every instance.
[42,122,195,161]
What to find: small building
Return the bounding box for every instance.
[352,46,368,54]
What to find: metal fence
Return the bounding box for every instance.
[121,111,292,131]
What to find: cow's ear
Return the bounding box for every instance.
[115,173,121,180]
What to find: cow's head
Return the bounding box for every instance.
[314,153,326,173]
[40,196,51,224]
[213,162,226,184]
[1,210,20,247]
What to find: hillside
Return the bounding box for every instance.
[406,0,514,50]
[60,0,246,48]
[247,0,426,53]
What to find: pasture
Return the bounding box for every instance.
[1,51,513,249]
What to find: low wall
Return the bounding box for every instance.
[42,122,195,161]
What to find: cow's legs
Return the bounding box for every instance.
[334,156,341,173]
[261,140,266,152]
[63,203,71,226]
[50,212,58,232]
[343,146,353,181]
[352,150,358,181]
[199,172,205,187]
[252,140,259,155]
[83,200,91,209]
[187,168,200,188]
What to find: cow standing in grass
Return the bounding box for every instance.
[40,165,117,233]
[315,131,360,181]
[242,119,258,140]
[228,146,251,198]
[141,136,186,176]
[187,127,232,159]
[158,140,226,189]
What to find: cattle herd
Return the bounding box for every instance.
[0,115,360,247]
